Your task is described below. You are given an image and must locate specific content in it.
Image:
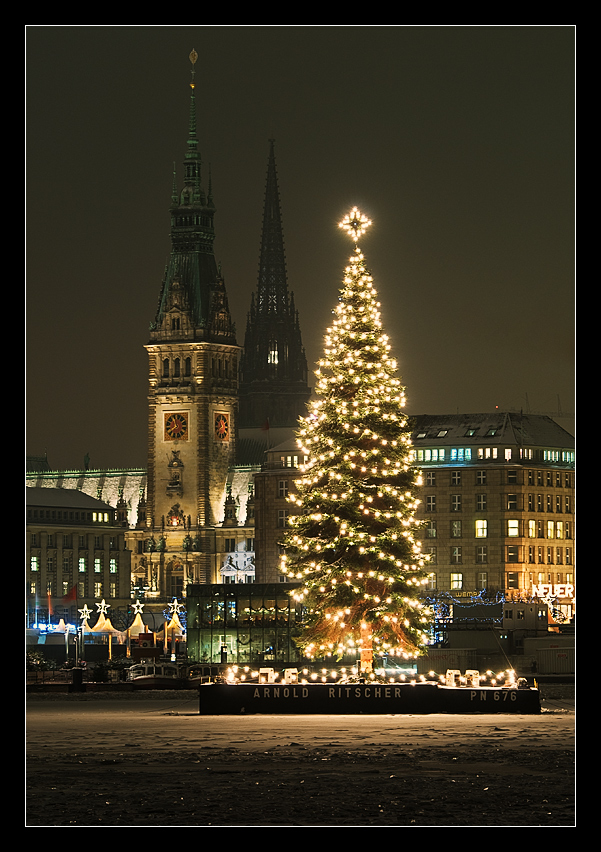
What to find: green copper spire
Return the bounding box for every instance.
[150,51,235,344]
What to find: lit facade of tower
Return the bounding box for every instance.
[144,52,241,594]
[239,141,310,430]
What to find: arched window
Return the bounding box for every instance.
[185,357,191,377]
[174,358,181,378]
[268,340,278,365]
[162,358,170,378]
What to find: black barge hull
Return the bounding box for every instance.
[199,682,541,715]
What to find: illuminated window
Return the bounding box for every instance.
[425,521,437,538]
[475,520,488,538]
[450,448,471,461]
[426,573,437,590]
[94,558,102,573]
[94,582,102,597]
[424,547,437,564]
[109,557,118,573]
[268,341,279,365]
[555,521,564,539]
[30,556,39,572]
[450,572,463,589]
[451,520,462,538]
[547,521,554,539]
[507,520,519,537]
[79,557,86,573]
[504,449,512,461]
[528,520,536,538]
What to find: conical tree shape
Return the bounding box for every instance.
[280,210,432,668]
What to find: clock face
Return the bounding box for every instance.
[214,413,229,441]
[164,412,188,441]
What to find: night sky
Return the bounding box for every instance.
[26,26,575,472]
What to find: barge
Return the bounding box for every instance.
[198,680,541,715]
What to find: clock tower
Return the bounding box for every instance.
[144,51,240,592]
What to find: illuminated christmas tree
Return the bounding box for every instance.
[280,208,432,671]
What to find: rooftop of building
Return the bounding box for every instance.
[26,486,114,513]
[409,412,574,449]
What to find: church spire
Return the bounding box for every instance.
[239,141,310,429]
[256,139,288,316]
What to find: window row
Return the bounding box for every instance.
[424,470,573,489]
[27,510,113,524]
[423,545,572,565]
[223,538,255,553]
[424,519,573,539]
[413,447,573,466]
[30,534,123,548]
[425,570,574,592]
[424,494,572,513]
[28,580,119,598]
[30,556,119,573]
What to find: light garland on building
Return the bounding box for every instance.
[280,208,432,670]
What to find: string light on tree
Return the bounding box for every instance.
[281,207,432,672]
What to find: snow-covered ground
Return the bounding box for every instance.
[26,687,574,827]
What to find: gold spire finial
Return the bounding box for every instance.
[189,49,198,89]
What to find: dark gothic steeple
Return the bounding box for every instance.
[150,50,235,345]
[239,141,310,429]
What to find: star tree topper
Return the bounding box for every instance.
[338,206,372,243]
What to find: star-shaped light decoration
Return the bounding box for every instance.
[132,599,145,615]
[338,206,372,243]
[78,604,93,623]
[169,598,185,616]
[96,598,110,615]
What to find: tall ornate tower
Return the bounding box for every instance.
[144,51,240,593]
[239,141,310,429]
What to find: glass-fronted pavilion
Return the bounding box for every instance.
[186,583,303,666]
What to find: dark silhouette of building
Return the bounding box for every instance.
[239,140,310,431]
